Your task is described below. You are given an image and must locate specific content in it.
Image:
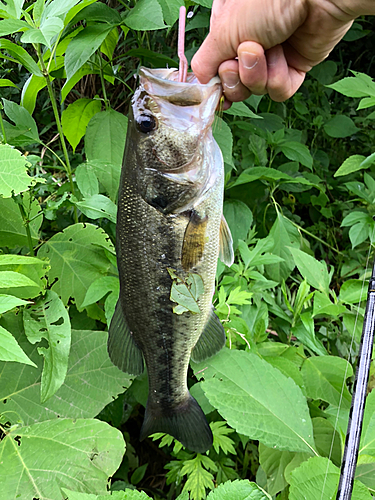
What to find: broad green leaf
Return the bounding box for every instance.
[326,72,375,98]
[355,460,375,492]
[21,17,64,47]
[0,39,43,76]
[0,318,132,425]
[62,98,101,152]
[223,199,253,251]
[64,491,152,500]
[75,163,99,198]
[301,356,353,407]
[263,355,304,389]
[289,456,372,500]
[37,223,114,309]
[312,417,341,466]
[193,0,213,7]
[339,279,367,304]
[265,213,300,283]
[231,167,317,188]
[0,144,33,197]
[0,418,125,499]
[85,110,128,170]
[343,312,364,343]
[158,0,184,26]
[0,18,29,36]
[2,98,39,141]
[358,97,375,110]
[312,291,347,318]
[349,222,371,248]
[74,194,117,223]
[124,0,166,30]
[309,60,337,85]
[324,115,359,138]
[359,390,375,457]
[0,325,36,366]
[224,102,261,119]
[85,160,120,201]
[0,254,49,299]
[0,294,30,314]
[0,78,18,88]
[100,27,119,60]
[195,349,316,454]
[81,275,119,308]
[259,443,295,496]
[206,479,271,499]
[341,211,372,227]
[65,24,114,80]
[0,271,41,299]
[0,195,42,247]
[289,247,330,295]
[213,116,234,166]
[278,141,313,169]
[23,290,71,403]
[168,269,204,314]
[291,319,328,356]
[335,154,366,177]
[21,74,48,114]
[42,0,82,21]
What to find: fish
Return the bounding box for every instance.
[108,67,234,454]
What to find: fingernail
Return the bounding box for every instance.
[222,71,240,90]
[240,52,259,70]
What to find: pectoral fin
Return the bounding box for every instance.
[219,215,234,267]
[181,211,208,271]
[108,300,144,375]
[190,307,226,362]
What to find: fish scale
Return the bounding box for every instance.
[108,67,234,453]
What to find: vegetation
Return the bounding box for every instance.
[0,1,375,499]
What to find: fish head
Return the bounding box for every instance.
[127,68,222,213]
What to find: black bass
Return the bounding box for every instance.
[108,67,233,454]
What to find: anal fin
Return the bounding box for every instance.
[219,214,234,267]
[190,307,226,363]
[108,299,144,376]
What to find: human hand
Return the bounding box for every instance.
[191,0,368,103]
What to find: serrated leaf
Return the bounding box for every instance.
[224,102,261,119]
[74,194,117,223]
[0,195,42,247]
[0,144,33,197]
[23,290,71,403]
[62,98,101,152]
[278,141,313,169]
[0,325,36,366]
[194,349,316,454]
[0,270,41,299]
[0,254,49,299]
[0,318,132,425]
[37,223,114,309]
[334,154,366,177]
[0,18,29,36]
[206,479,271,499]
[0,418,125,499]
[124,0,166,30]
[158,0,184,26]
[301,356,353,407]
[326,72,375,98]
[210,421,235,455]
[288,247,330,295]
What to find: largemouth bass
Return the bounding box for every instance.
[108,67,234,453]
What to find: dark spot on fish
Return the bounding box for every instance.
[150,196,169,211]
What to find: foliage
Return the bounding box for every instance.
[0,0,375,499]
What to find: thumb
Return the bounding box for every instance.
[191,31,237,84]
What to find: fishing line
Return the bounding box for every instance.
[320,224,375,499]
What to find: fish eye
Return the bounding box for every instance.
[136,114,157,133]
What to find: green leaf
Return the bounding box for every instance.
[278,141,313,169]
[85,110,128,170]
[0,144,34,197]
[335,154,366,177]
[259,443,295,496]
[168,269,204,314]
[341,211,372,228]
[23,290,71,403]
[158,0,184,26]
[0,195,42,247]
[231,167,317,188]
[206,479,271,499]
[84,160,120,202]
[210,421,236,455]
[65,24,114,80]
[312,291,346,318]
[313,417,341,466]
[0,39,43,76]
[0,254,49,299]
[288,247,330,295]
[42,0,82,21]
[75,163,99,198]
[291,318,328,356]
[21,16,64,48]
[324,115,359,138]
[0,325,36,367]
[301,355,353,407]
[359,389,375,457]
[0,418,125,499]
[223,200,253,251]
[349,222,371,248]
[124,0,167,30]
[64,491,152,500]
[224,102,261,119]
[21,74,48,114]
[2,98,39,141]
[62,98,101,152]
[213,116,234,166]
[195,349,316,454]
[0,294,30,314]
[0,319,132,425]
[358,97,375,110]
[339,279,367,304]
[326,72,375,98]
[265,213,300,283]
[100,27,119,60]
[74,194,117,223]
[81,275,119,308]
[181,454,216,499]
[309,60,337,85]
[0,270,41,299]
[0,18,29,36]
[37,223,114,309]
[0,78,18,88]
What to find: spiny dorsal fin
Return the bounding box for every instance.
[190,307,226,362]
[108,299,144,375]
[219,214,234,267]
[181,210,208,271]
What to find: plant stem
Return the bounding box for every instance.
[17,199,35,256]
[99,58,110,110]
[36,44,78,223]
[0,107,7,143]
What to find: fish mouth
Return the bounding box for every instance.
[138,67,222,107]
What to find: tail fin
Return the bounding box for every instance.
[140,393,213,454]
